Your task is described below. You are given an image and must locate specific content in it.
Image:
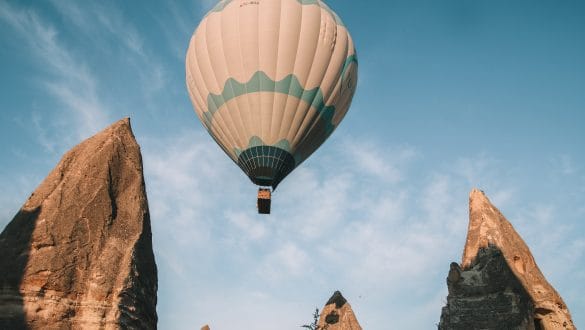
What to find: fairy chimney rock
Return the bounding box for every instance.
[439,189,574,329]
[0,118,157,329]
[318,291,362,330]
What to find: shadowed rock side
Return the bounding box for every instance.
[318,291,362,330]
[0,118,157,329]
[439,189,574,330]
[439,246,536,329]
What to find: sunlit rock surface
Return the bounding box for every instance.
[318,291,362,330]
[0,118,157,329]
[439,189,574,330]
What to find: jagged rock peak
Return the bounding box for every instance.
[0,118,157,329]
[440,245,536,329]
[318,291,362,330]
[441,188,574,329]
[326,291,348,309]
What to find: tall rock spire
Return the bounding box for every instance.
[318,291,362,330]
[439,189,574,329]
[0,118,157,329]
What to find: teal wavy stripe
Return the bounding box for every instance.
[233,136,292,158]
[232,135,312,166]
[209,0,346,27]
[341,54,358,79]
[203,71,336,135]
[209,0,234,13]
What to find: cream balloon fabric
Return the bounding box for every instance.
[186,0,358,188]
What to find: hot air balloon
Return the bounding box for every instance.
[186,0,358,214]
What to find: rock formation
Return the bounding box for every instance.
[0,118,157,329]
[440,246,536,329]
[439,189,574,330]
[201,325,210,330]
[318,291,362,330]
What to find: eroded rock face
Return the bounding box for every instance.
[318,291,362,330]
[439,246,536,329]
[0,118,157,329]
[439,189,574,330]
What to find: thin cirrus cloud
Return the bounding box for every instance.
[137,126,486,329]
[0,1,170,152]
[159,0,204,60]
[341,138,419,183]
[0,1,109,145]
[46,0,146,62]
[141,130,241,248]
[139,123,475,329]
[46,0,169,104]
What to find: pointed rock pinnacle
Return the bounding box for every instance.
[318,291,362,330]
[0,118,157,329]
[453,188,574,329]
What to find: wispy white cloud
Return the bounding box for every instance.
[141,127,477,328]
[183,289,311,330]
[259,242,311,281]
[226,210,267,240]
[47,0,169,95]
[3,109,582,329]
[342,138,418,183]
[0,1,109,147]
[451,153,516,208]
[47,0,144,57]
[454,152,503,187]
[158,0,200,60]
[142,129,242,249]
[278,168,354,240]
[31,111,57,153]
[550,153,579,176]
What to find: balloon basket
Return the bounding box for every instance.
[257,188,271,214]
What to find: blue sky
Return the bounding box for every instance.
[1,0,584,328]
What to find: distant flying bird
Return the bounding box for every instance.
[186,0,358,214]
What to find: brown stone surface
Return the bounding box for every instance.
[318,291,362,330]
[439,246,536,329]
[201,325,210,330]
[0,118,157,329]
[439,188,574,330]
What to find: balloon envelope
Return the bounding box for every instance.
[186,0,358,189]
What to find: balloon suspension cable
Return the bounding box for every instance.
[257,187,272,215]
